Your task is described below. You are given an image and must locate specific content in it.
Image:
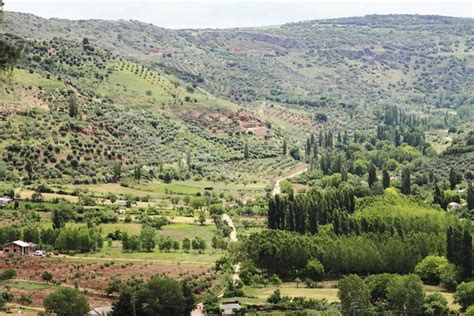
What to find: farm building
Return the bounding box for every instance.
[116,200,127,206]
[0,197,12,206]
[3,240,36,256]
[89,306,113,316]
[219,302,240,315]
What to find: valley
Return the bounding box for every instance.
[0,7,474,316]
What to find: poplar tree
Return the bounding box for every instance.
[401,167,411,195]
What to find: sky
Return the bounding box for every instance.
[4,0,473,29]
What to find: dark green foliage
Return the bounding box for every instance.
[43,287,90,316]
[467,181,474,211]
[368,163,377,188]
[401,167,411,195]
[112,275,195,316]
[382,169,390,189]
[68,93,78,118]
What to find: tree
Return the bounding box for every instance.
[368,163,377,188]
[289,147,300,160]
[433,183,446,209]
[382,169,390,189]
[401,167,411,195]
[133,165,141,182]
[111,288,135,316]
[42,271,53,283]
[0,269,16,281]
[267,289,281,304]
[182,238,191,252]
[24,159,34,181]
[282,139,287,155]
[305,259,324,281]
[387,274,425,315]
[135,276,187,316]
[423,292,449,315]
[44,288,90,316]
[439,262,461,291]
[454,281,474,312]
[414,256,448,284]
[449,167,458,190]
[68,93,78,118]
[112,162,122,182]
[198,211,206,226]
[203,292,219,314]
[243,143,249,160]
[140,226,156,252]
[467,181,474,211]
[366,273,396,304]
[181,280,196,314]
[338,274,370,316]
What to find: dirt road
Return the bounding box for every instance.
[272,166,308,195]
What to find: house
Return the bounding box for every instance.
[116,200,127,206]
[89,306,113,316]
[219,302,240,315]
[448,202,462,212]
[116,209,126,215]
[0,197,12,207]
[3,240,36,256]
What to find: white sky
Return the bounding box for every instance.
[4,0,473,29]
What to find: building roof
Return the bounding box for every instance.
[220,303,240,310]
[4,240,35,248]
[0,197,12,202]
[89,306,113,315]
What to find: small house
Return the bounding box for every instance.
[3,240,36,256]
[89,306,113,316]
[448,202,462,212]
[116,209,126,215]
[0,197,12,207]
[219,302,240,315]
[116,200,127,206]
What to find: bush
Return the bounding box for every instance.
[414,256,448,284]
[439,262,461,291]
[454,281,474,312]
[0,269,16,281]
[305,259,324,281]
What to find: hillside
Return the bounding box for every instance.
[2,12,473,185]
[6,13,474,114]
[0,32,298,185]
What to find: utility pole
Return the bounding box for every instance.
[350,301,358,316]
[132,293,136,316]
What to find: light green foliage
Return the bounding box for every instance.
[454,281,474,311]
[423,292,449,315]
[414,256,448,284]
[386,274,425,315]
[337,274,371,316]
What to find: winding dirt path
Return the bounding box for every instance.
[272,166,308,195]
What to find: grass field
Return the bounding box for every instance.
[226,282,459,311]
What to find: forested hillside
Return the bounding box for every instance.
[1,9,474,316]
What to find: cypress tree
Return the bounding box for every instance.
[244,143,249,160]
[282,139,287,156]
[368,163,377,188]
[462,227,472,279]
[401,167,411,195]
[382,169,390,189]
[449,168,457,190]
[433,183,446,209]
[467,181,474,211]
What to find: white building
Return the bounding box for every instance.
[0,197,12,206]
[219,302,240,315]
